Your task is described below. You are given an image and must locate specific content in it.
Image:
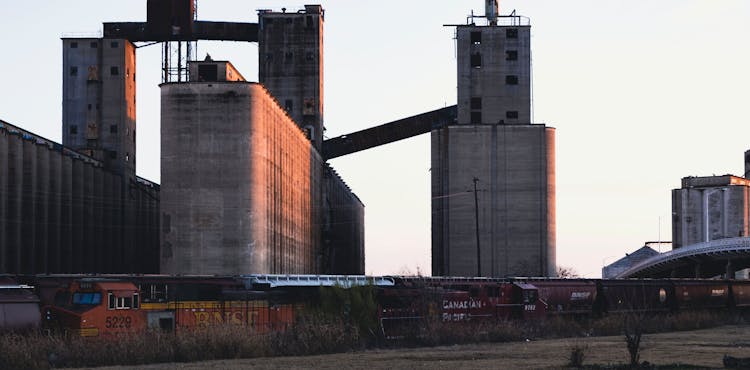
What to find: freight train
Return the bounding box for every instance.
[1,275,749,338]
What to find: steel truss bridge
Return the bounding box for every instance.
[616,237,750,278]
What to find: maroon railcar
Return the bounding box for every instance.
[672,280,730,310]
[528,279,597,315]
[730,280,750,308]
[598,279,673,313]
[377,286,467,339]
[379,277,543,337]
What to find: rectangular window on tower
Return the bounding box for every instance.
[110,125,118,134]
[470,97,482,110]
[70,67,78,76]
[470,111,482,124]
[506,111,519,119]
[110,66,119,76]
[285,100,293,113]
[70,42,78,48]
[506,28,518,39]
[506,50,518,61]
[69,125,78,135]
[505,75,519,85]
[470,31,482,44]
[197,64,218,82]
[470,53,482,68]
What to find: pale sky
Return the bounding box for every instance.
[1,1,749,277]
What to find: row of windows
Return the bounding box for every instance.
[69,66,122,76]
[470,28,519,44]
[263,15,316,30]
[469,110,520,124]
[265,51,317,62]
[283,99,317,113]
[470,50,519,68]
[70,41,119,49]
[68,123,135,137]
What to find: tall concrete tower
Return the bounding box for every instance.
[62,38,136,178]
[432,6,556,277]
[257,5,324,150]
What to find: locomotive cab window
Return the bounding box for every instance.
[116,296,132,310]
[107,292,135,310]
[72,292,101,305]
[522,290,538,304]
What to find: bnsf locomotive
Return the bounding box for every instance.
[2,275,750,338]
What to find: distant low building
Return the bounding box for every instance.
[602,244,660,279]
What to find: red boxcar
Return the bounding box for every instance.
[528,279,597,315]
[672,280,730,310]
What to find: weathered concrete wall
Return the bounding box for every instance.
[434,19,553,277]
[258,5,324,150]
[322,165,365,275]
[62,38,136,177]
[101,38,137,177]
[672,178,750,248]
[456,25,531,125]
[0,120,159,274]
[161,82,322,275]
[432,124,555,277]
[62,38,100,153]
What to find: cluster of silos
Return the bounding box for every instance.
[160,71,323,274]
[160,5,365,276]
[0,120,159,274]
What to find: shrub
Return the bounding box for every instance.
[567,343,588,368]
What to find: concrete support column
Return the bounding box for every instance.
[726,260,735,279]
[83,164,94,272]
[35,144,49,273]
[71,160,83,272]
[102,173,113,272]
[21,139,37,273]
[0,130,8,272]
[122,177,134,273]
[112,176,123,273]
[7,134,23,273]
[93,166,103,272]
[60,155,73,272]
[149,189,159,273]
[48,151,61,273]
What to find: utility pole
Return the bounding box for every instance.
[473,177,481,276]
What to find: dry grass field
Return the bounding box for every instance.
[90,325,750,370]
